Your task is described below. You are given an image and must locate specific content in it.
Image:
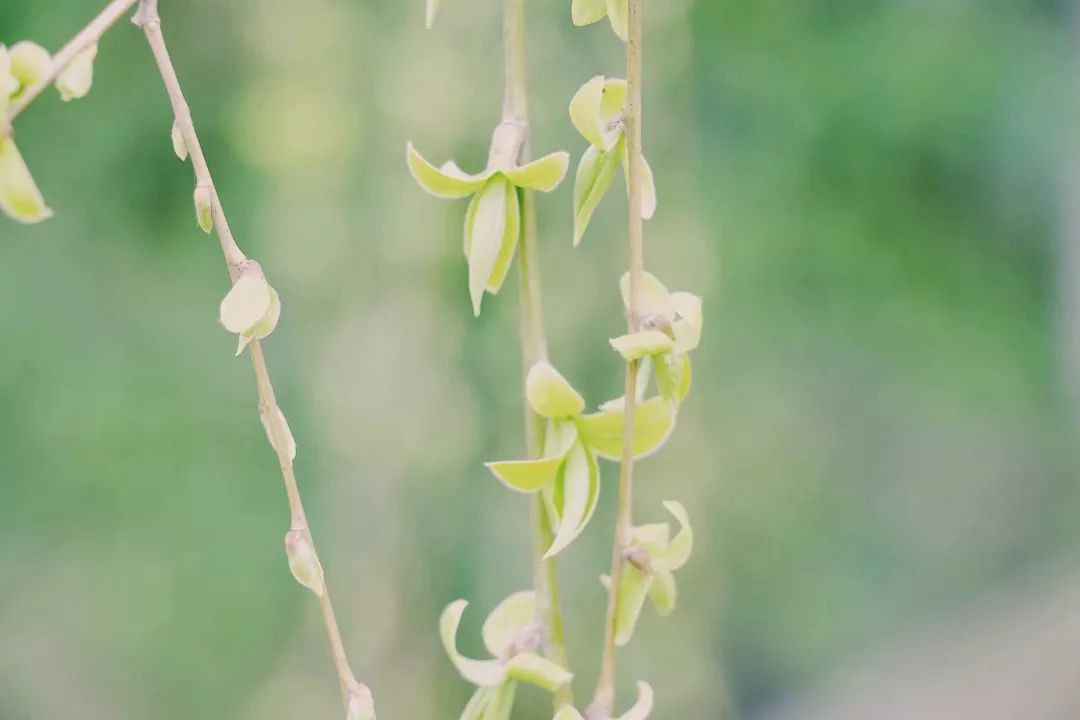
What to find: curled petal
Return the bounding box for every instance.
[504,652,573,692]
[0,137,52,224]
[571,0,607,26]
[406,142,492,198]
[618,682,655,720]
[482,591,536,657]
[486,421,577,493]
[503,152,570,192]
[569,76,606,148]
[544,441,599,559]
[8,42,51,98]
[439,601,508,687]
[655,501,693,572]
[619,270,674,321]
[526,361,586,419]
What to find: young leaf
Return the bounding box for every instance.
[482,591,535,658]
[486,421,577,493]
[284,529,325,598]
[609,329,676,361]
[406,142,492,198]
[439,601,508,687]
[576,396,676,461]
[504,653,573,692]
[466,178,510,316]
[503,152,570,192]
[573,143,620,246]
[55,43,97,102]
[526,361,586,419]
[0,137,53,224]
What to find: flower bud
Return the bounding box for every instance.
[55,43,97,102]
[193,185,213,233]
[285,529,325,598]
[171,121,188,161]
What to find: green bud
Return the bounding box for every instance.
[55,43,97,102]
[621,149,657,220]
[284,529,325,598]
[526,361,586,419]
[406,142,493,199]
[259,404,297,461]
[0,136,53,224]
[171,121,188,161]
[193,185,213,233]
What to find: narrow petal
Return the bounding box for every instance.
[439,601,508,687]
[544,442,593,558]
[482,591,536,657]
[609,330,676,361]
[458,688,493,720]
[486,421,577,493]
[526,361,586,419]
[467,178,510,316]
[485,179,520,293]
[620,147,658,220]
[618,682,656,720]
[0,137,52,224]
[655,500,693,572]
[504,652,573,692]
[406,142,491,198]
[569,76,606,147]
[606,565,652,646]
[647,569,677,617]
[572,143,620,246]
[576,396,677,461]
[483,680,516,720]
[503,152,570,192]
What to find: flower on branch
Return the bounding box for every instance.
[569,76,656,246]
[405,140,569,316]
[441,591,573,720]
[219,263,281,355]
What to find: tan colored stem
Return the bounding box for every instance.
[592,0,645,715]
[6,0,140,126]
[503,0,573,708]
[135,1,367,712]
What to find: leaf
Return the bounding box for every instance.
[0,137,53,224]
[618,682,655,720]
[569,76,606,148]
[504,653,573,692]
[571,0,607,26]
[259,403,297,461]
[425,0,441,29]
[439,601,508,687]
[619,270,673,320]
[284,529,324,598]
[406,142,492,198]
[647,569,677,617]
[526,361,586,419]
[576,396,677,461]
[621,150,657,220]
[605,0,629,41]
[486,421,577,493]
[8,41,51,98]
[482,591,535,657]
[503,152,570,192]
[609,330,675,361]
[466,178,510,316]
[572,143,620,246]
[484,180,520,293]
[220,276,272,334]
[544,441,596,558]
[654,501,693,572]
[55,43,97,102]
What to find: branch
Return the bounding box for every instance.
[6,0,140,126]
[591,0,646,715]
[133,2,372,716]
[503,0,573,709]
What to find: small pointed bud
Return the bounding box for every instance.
[193,185,213,233]
[285,529,325,598]
[55,43,97,102]
[171,122,188,161]
[260,404,297,461]
[346,683,376,720]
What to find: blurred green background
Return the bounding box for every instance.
[3,0,1079,718]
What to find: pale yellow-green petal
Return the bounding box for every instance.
[9,41,51,98]
[555,707,587,720]
[611,564,652,646]
[609,330,676,361]
[671,291,703,353]
[619,270,674,320]
[459,688,493,720]
[544,441,592,558]
[503,152,569,192]
[485,179,520,293]
[486,421,577,493]
[617,682,655,720]
[647,569,677,617]
[467,178,510,316]
[0,137,53,224]
[576,396,676,461]
[655,500,693,572]
[605,0,629,41]
[569,76,606,147]
[573,143,620,246]
[439,601,508,687]
[220,275,272,334]
[55,43,96,102]
[526,360,586,419]
[482,591,536,657]
[482,681,516,720]
[406,142,491,199]
[504,652,573,692]
[571,0,607,26]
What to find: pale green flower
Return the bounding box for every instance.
[219,271,282,355]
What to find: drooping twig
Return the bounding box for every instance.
[133,1,371,715]
[591,0,646,715]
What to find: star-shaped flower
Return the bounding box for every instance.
[441,591,573,720]
[406,140,569,316]
[569,76,656,246]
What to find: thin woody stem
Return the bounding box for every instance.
[6,0,140,126]
[503,0,573,709]
[592,0,646,715]
[134,1,369,713]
